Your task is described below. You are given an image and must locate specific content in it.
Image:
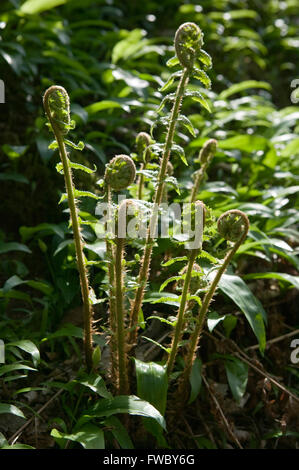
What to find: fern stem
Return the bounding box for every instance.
[53,132,93,370]
[114,235,129,395]
[105,185,118,384]
[167,248,198,375]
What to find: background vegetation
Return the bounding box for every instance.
[0,0,298,449]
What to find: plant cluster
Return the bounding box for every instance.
[0,0,298,450]
[40,22,253,442]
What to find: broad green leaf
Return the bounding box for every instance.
[0,364,36,377]
[20,223,66,242]
[85,101,123,114]
[135,359,168,415]
[76,373,112,399]
[0,242,31,255]
[225,358,249,402]
[51,424,105,449]
[207,312,226,332]
[188,358,202,404]
[0,403,26,419]
[219,80,271,100]
[281,138,299,157]
[42,325,106,348]
[87,395,166,430]
[0,173,29,184]
[3,275,52,296]
[1,443,35,449]
[112,29,143,64]
[217,135,268,152]
[104,416,134,449]
[135,360,168,446]
[2,145,28,159]
[217,273,267,352]
[7,340,40,365]
[43,51,87,73]
[20,0,68,14]
[223,315,238,337]
[243,272,299,290]
[0,289,31,303]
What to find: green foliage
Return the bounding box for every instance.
[0,0,298,450]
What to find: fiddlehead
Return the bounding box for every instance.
[174,22,203,70]
[43,85,71,135]
[104,154,136,191]
[136,132,153,200]
[190,139,217,203]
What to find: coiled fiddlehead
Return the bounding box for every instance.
[104,154,136,191]
[190,139,217,203]
[177,210,249,400]
[136,132,152,163]
[136,132,152,200]
[217,209,248,243]
[175,22,203,70]
[43,85,71,135]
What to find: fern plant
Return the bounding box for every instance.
[43,85,95,371]
[128,22,212,346]
[42,22,252,441]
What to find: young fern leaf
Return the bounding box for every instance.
[167,201,206,375]
[190,139,217,203]
[136,132,153,200]
[177,210,250,401]
[129,23,212,347]
[159,70,183,92]
[43,85,94,371]
[103,159,136,395]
